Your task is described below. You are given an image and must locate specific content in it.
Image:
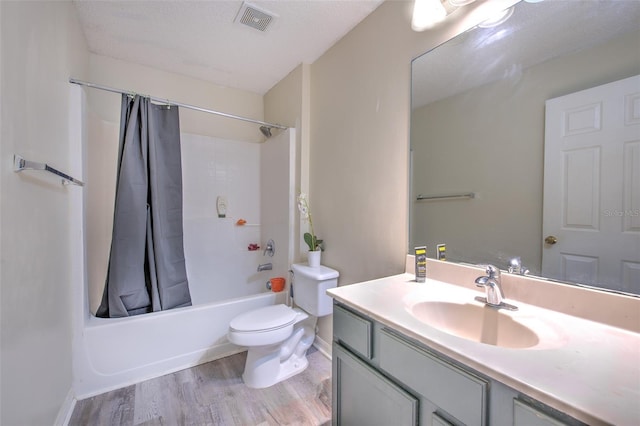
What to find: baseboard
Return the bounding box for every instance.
[54,388,77,426]
[313,335,332,360]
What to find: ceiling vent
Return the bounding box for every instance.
[235,2,277,32]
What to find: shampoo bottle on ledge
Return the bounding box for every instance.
[415,246,427,283]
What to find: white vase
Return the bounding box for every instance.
[307,250,321,268]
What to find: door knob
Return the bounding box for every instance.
[544,235,558,245]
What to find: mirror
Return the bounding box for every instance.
[410,0,640,295]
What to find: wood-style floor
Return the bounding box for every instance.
[69,348,332,426]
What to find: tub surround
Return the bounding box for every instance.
[328,256,640,425]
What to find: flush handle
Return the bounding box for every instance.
[544,235,558,245]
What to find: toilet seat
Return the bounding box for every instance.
[229,304,298,333]
[228,304,304,347]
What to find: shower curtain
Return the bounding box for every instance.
[97,95,192,318]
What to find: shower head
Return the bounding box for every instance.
[259,126,272,138]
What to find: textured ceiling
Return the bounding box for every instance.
[412,0,640,109]
[73,0,384,95]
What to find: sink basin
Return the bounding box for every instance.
[410,301,540,349]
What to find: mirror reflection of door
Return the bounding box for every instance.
[542,74,640,293]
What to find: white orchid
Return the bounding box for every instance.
[297,193,323,251]
[297,193,310,219]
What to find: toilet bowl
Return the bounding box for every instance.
[227,263,339,388]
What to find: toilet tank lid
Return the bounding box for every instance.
[291,263,339,280]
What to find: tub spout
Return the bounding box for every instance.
[257,263,272,272]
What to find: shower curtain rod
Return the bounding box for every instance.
[69,78,288,130]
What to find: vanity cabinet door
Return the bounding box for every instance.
[432,412,455,426]
[332,343,419,426]
[514,400,570,426]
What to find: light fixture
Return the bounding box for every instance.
[412,0,447,32]
[477,6,514,28]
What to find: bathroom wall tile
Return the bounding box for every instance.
[181,133,263,305]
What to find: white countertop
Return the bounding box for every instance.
[327,273,640,426]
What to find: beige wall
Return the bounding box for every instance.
[309,0,517,284]
[411,29,640,274]
[0,1,88,424]
[87,54,265,142]
[264,63,314,267]
[306,0,517,343]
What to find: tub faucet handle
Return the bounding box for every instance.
[264,239,275,257]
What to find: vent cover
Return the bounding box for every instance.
[235,2,276,32]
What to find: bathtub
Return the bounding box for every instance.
[73,291,284,398]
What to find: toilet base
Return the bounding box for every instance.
[243,351,309,389]
[241,323,316,388]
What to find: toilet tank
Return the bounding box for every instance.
[291,263,339,316]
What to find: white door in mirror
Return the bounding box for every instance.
[542,74,640,292]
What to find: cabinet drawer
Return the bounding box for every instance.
[378,329,487,426]
[514,399,569,426]
[333,304,373,359]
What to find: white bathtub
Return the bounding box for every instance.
[73,291,283,398]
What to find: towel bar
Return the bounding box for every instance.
[13,155,84,186]
[416,192,475,201]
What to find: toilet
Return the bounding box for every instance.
[227,263,339,388]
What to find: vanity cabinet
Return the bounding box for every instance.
[332,303,582,426]
[332,304,419,424]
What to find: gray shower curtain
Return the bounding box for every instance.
[97,95,191,318]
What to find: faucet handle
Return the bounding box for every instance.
[508,257,521,273]
[480,264,500,278]
[474,276,489,286]
[264,239,275,257]
[508,257,529,275]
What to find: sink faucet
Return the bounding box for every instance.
[257,263,272,272]
[474,265,517,311]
